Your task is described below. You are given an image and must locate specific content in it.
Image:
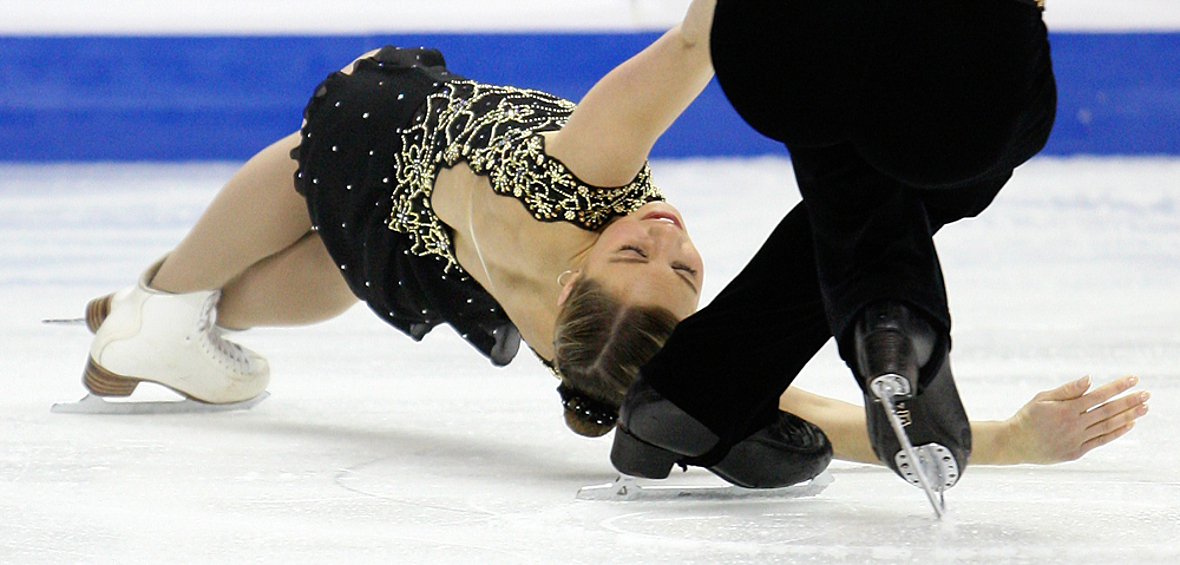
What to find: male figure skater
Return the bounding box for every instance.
[611,0,1056,510]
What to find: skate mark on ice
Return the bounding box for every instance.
[333,456,501,527]
[598,503,845,553]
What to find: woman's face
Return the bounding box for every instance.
[577,201,705,320]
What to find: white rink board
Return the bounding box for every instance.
[1,0,1178,33]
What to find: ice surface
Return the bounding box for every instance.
[1,156,1178,564]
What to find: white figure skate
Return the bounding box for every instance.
[57,259,270,413]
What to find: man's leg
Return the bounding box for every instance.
[612,204,836,487]
[793,142,1012,491]
[791,143,951,353]
[642,204,831,443]
[618,0,1056,490]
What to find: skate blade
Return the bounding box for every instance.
[873,385,948,519]
[895,444,960,491]
[575,471,834,501]
[51,392,269,415]
[41,317,86,326]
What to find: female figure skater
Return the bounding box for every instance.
[82,0,717,439]
[76,0,1145,484]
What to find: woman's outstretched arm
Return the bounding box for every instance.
[543,0,717,186]
[780,375,1150,465]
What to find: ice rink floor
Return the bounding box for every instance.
[2,156,1178,563]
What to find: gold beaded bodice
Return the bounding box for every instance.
[387,80,663,273]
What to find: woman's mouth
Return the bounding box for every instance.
[642,210,683,229]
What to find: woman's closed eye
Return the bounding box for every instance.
[620,245,647,257]
[620,245,697,277]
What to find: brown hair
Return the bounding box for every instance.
[553,278,679,437]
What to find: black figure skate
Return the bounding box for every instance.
[853,301,971,518]
[610,376,833,489]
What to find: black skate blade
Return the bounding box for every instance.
[575,472,834,501]
[51,392,269,415]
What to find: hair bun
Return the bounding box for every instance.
[557,384,617,437]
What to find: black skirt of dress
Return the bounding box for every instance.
[291,45,521,366]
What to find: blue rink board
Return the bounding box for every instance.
[1,32,1177,161]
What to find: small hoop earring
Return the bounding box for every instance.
[557,270,576,287]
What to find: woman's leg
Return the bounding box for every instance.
[216,231,359,329]
[150,131,311,294]
[144,48,388,295]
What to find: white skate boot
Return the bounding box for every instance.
[80,259,270,405]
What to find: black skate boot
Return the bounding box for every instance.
[852,301,971,513]
[610,376,833,489]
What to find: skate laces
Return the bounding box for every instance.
[195,292,260,377]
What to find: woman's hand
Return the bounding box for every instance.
[679,0,718,48]
[996,375,1149,465]
[781,374,1149,466]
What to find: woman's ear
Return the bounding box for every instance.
[556,270,582,307]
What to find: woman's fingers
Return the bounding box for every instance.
[1033,375,1092,402]
[1076,375,1140,412]
[1077,421,1137,459]
[1084,393,1150,435]
[1080,384,1149,429]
